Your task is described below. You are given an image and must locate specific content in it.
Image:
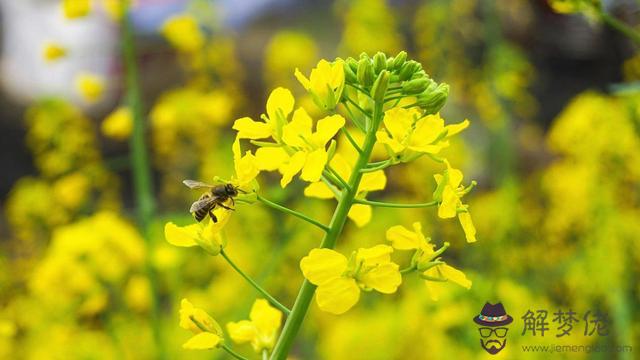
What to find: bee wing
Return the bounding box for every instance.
[183,179,215,189]
[189,196,219,213]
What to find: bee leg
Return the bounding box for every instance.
[219,203,234,211]
[209,210,218,223]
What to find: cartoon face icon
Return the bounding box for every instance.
[473,302,513,355]
[478,326,509,354]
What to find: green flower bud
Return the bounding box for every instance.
[373,52,387,73]
[418,83,449,114]
[391,50,407,70]
[386,56,395,69]
[402,78,430,95]
[357,57,374,87]
[370,70,390,102]
[346,57,358,72]
[344,63,357,83]
[398,60,419,81]
[326,139,337,162]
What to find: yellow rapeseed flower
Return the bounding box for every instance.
[278,109,345,186]
[62,0,91,19]
[226,299,283,353]
[232,136,260,188]
[386,222,436,265]
[304,153,386,227]
[42,43,67,62]
[101,106,133,140]
[295,59,345,110]
[376,107,469,160]
[433,161,477,243]
[386,222,471,301]
[75,73,104,103]
[164,213,230,255]
[300,245,401,314]
[233,87,294,142]
[179,299,224,350]
[161,15,205,53]
[423,264,471,301]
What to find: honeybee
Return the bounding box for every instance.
[183,180,245,222]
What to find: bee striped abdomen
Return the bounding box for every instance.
[194,206,210,222]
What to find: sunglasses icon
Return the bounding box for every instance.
[478,327,508,338]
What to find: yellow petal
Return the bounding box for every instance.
[359,170,386,192]
[360,263,402,294]
[411,114,444,146]
[164,222,198,247]
[447,167,464,189]
[182,332,221,350]
[356,244,393,266]
[347,204,371,227]
[407,143,446,154]
[440,264,472,289]
[385,225,419,250]
[249,299,282,342]
[255,147,289,171]
[294,68,311,90]
[266,87,295,121]
[458,211,477,243]
[300,248,347,285]
[376,131,405,154]
[445,119,470,137]
[233,117,272,139]
[300,149,328,182]
[304,182,335,199]
[311,114,345,147]
[437,186,459,219]
[237,152,259,186]
[282,108,312,148]
[315,277,360,315]
[383,107,416,141]
[179,299,221,334]
[226,320,256,344]
[280,151,306,188]
[179,298,196,331]
[329,153,352,180]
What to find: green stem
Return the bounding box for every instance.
[122,9,165,358]
[599,11,640,44]
[269,100,385,360]
[360,159,392,173]
[340,127,363,153]
[354,198,438,208]
[220,249,291,315]
[327,166,350,190]
[400,266,415,274]
[262,350,269,360]
[222,344,250,360]
[256,195,329,232]
[344,97,370,117]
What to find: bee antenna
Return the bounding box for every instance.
[236,186,247,194]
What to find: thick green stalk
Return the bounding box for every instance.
[269,102,384,359]
[122,10,165,358]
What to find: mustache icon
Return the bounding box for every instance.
[483,339,503,348]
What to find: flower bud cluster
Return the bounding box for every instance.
[343,51,449,114]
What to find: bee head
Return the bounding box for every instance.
[225,183,238,196]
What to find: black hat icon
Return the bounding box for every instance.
[473,302,513,327]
